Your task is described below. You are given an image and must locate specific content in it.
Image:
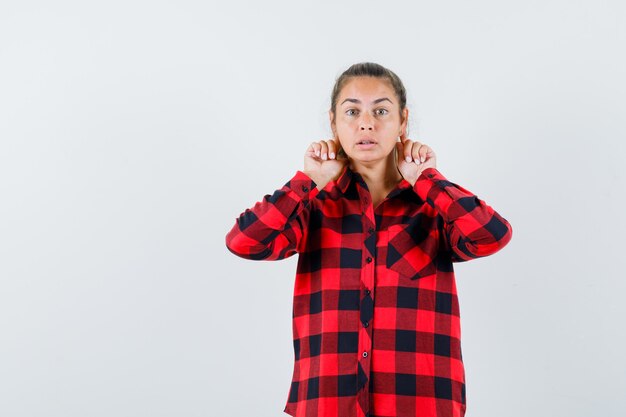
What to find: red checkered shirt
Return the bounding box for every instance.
[225,165,513,417]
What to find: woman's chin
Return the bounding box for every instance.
[350,156,383,166]
[351,150,387,160]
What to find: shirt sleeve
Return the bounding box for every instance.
[225,170,319,261]
[413,167,513,262]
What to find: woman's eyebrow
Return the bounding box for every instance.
[340,97,393,106]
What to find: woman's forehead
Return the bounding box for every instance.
[339,77,395,104]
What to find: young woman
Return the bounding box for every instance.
[225,62,513,417]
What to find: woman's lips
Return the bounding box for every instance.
[356,142,377,149]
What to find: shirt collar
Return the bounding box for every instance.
[335,164,353,194]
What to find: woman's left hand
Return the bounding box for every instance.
[395,134,437,187]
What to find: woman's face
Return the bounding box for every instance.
[330,76,407,165]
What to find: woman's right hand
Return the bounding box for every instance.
[304,138,349,191]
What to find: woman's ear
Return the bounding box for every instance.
[400,108,409,137]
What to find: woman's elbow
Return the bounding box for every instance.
[225,225,275,260]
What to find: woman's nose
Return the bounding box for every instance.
[359,114,374,130]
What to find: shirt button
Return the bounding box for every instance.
[368,227,375,234]
[363,321,369,328]
[362,351,368,358]
[366,257,372,263]
[365,289,371,295]
[302,185,308,192]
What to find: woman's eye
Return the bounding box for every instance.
[346,108,388,116]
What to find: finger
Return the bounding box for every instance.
[403,139,413,163]
[419,145,431,163]
[306,142,318,158]
[395,141,404,164]
[316,142,325,158]
[328,139,337,159]
[320,140,329,160]
[310,142,322,158]
[412,142,424,164]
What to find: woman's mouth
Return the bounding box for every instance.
[356,140,377,149]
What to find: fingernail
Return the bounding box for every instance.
[329,152,335,159]
[405,156,411,163]
[322,153,327,160]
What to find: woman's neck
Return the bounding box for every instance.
[349,150,403,190]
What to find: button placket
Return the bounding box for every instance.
[357,179,374,412]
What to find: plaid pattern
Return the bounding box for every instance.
[225,165,513,417]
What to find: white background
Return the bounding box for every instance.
[1,1,625,416]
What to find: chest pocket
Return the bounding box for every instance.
[386,223,439,280]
